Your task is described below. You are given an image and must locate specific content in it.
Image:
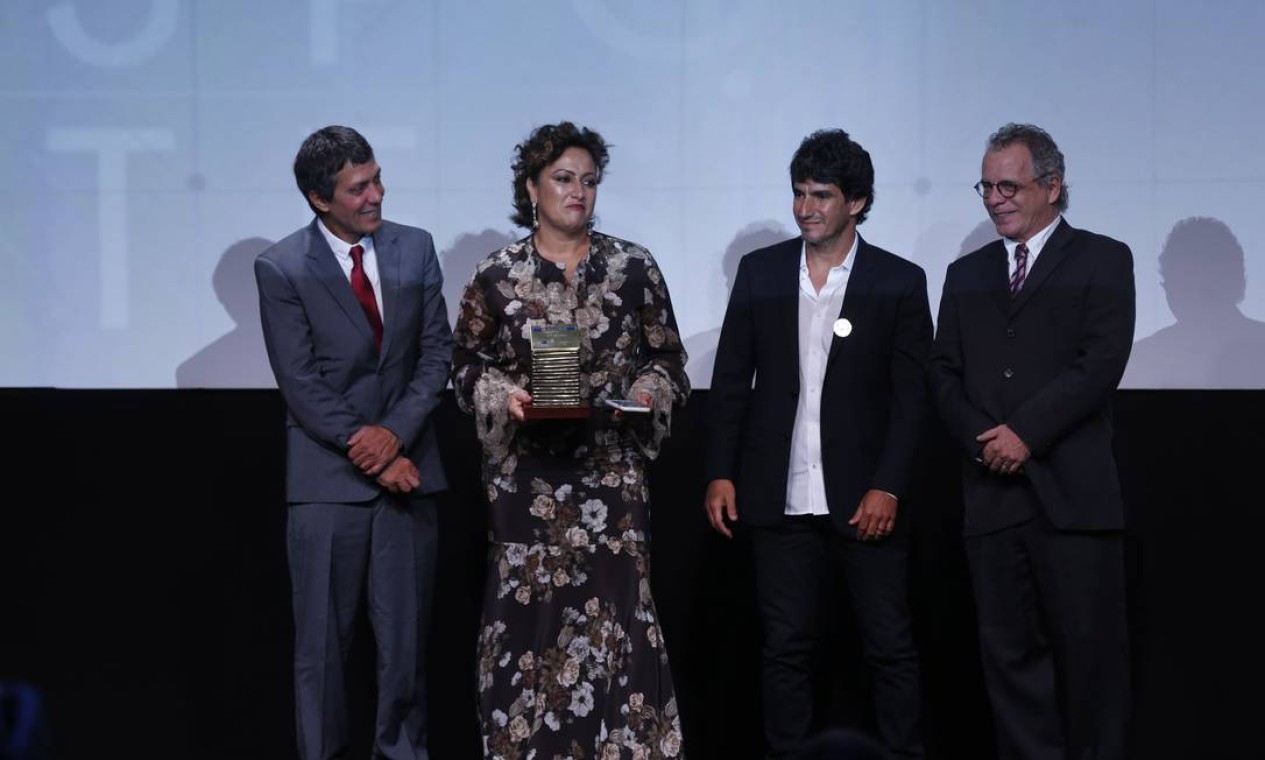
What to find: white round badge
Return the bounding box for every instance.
[833,318,853,338]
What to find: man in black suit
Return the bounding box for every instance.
[705,129,931,759]
[929,123,1135,760]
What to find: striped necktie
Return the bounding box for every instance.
[1009,243,1029,297]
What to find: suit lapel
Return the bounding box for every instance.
[1010,219,1074,314]
[304,220,379,350]
[825,236,873,375]
[771,239,803,369]
[972,240,1008,314]
[374,224,400,359]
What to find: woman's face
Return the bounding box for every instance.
[528,146,598,236]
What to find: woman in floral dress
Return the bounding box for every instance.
[451,121,689,759]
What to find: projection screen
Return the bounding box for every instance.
[2,0,1262,389]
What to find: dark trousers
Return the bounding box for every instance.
[288,494,439,760]
[965,515,1130,760]
[751,516,923,759]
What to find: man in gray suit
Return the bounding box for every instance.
[255,125,453,760]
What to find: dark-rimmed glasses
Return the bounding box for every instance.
[973,173,1051,199]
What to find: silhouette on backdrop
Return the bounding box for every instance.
[176,237,277,388]
[683,220,790,389]
[1124,216,1265,388]
[439,229,517,331]
[958,220,999,260]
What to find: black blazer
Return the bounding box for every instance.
[706,236,933,535]
[929,220,1135,535]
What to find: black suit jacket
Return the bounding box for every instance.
[706,236,933,535]
[929,219,1135,535]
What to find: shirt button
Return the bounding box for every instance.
[1003,368,1014,379]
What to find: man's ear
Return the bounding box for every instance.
[1045,175,1063,206]
[308,190,330,214]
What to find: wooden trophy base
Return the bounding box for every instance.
[522,402,591,420]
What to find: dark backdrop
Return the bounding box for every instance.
[1,389,1261,759]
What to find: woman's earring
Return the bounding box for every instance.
[531,200,538,229]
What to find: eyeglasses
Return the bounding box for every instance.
[973,173,1051,199]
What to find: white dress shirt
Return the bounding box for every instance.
[1004,214,1062,284]
[785,235,857,516]
[318,219,384,317]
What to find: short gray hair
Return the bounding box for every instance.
[987,123,1068,211]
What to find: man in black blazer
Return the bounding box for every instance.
[255,126,453,760]
[706,129,931,759]
[929,123,1135,760]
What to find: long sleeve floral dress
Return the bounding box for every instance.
[451,232,690,760]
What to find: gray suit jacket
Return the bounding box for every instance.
[255,218,453,502]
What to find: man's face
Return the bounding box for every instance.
[310,160,384,244]
[980,144,1060,243]
[793,179,864,250]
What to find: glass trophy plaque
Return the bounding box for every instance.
[524,323,589,419]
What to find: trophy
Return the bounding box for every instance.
[524,323,589,420]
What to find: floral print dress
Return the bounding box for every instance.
[452,232,690,760]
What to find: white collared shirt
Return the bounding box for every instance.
[1004,214,1062,284]
[785,234,857,516]
[318,219,384,317]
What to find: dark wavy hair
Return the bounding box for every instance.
[294,125,375,214]
[987,123,1068,211]
[510,121,610,229]
[789,128,875,225]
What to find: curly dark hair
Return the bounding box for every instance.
[294,125,374,214]
[789,129,875,225]
[510,121,610,229]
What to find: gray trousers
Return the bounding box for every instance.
[288,494,438,760]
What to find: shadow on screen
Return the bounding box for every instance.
[958,219,1000,260]
[682,220,790,389]
[439,228,519,329]
[175,237,277,389]
[1123,216,1265,388]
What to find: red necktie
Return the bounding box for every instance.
[1009,243,1029,297]
[349,244,383,350]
